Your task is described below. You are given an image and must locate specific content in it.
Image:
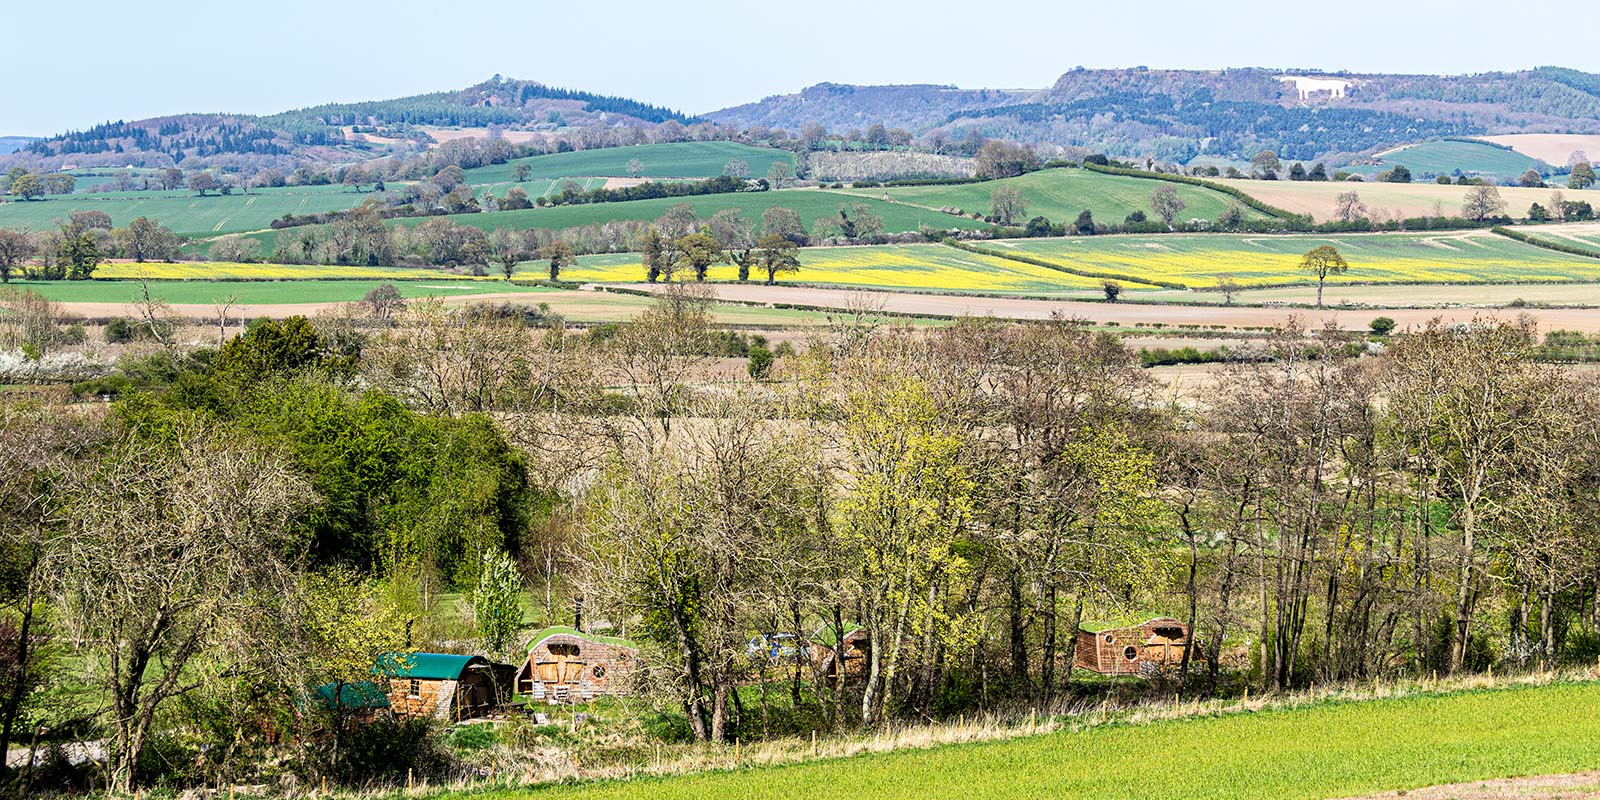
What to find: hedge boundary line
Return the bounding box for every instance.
[1081,162,1305,222]
[943,239,1178,290]
[1490,226,1600,260]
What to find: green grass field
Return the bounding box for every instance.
[1352,139,1547,179]
[995,229,1600,288]
[1515,223,1600,256]
[447,682,1600,800]
[462,142,795,184]
[838,167,1267,226]
[228,189,986,258]
[15,278,545,305]
[0,184,376,236]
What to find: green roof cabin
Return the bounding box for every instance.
[515,627,641,703]
[373,652,514,721]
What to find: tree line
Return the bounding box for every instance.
[4,291,1599,793]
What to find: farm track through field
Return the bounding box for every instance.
[623,282,1600,332]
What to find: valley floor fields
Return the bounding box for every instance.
[992,229,1600,288]
[626,282,1600,333]
[560,243,1110,292]
[1479,133,1600,166]
[436,682,1600,800]
[1216,178,1590,222]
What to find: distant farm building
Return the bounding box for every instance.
[515,627,641,703]
[374,652,513,721]
[1073,617,1193,676]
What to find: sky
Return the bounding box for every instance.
[4,0,1598,136]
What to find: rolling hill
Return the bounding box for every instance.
[837,167,1266,226]
[709,67,1600,165]
[1348,139,1548,180]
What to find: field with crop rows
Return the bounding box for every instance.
[392,189,988,237]
[448,682,1600,800]
[1354,139,1546,179]
[1513,222,1600,256]
[0,184,376,235]
[91,261,496,282]
[997,230,1600,288]
[1479,133,1600,165]
[839,167,1264,226]
[1215,178,1582,222]
[16,277,538,305]
[462,142,795,184]
[557,244,1111,293]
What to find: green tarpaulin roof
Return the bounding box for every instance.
[314,681,391,710]
[373,652,485,680]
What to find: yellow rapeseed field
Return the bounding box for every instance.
[564,244,1108,292]
[1000,231,1600,288]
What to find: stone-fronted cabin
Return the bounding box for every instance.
[1073,617,1192,676]
[515,627,641,703]
[374,652,512,721]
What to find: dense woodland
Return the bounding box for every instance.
[2,285,1599,793]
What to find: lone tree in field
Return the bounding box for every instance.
[757,234,800,284]
[1462,184,1507,222]
[362,283,404,322]
[0,229,34,283]
[1333,191,1368,222]
[187,172,219,197]
[9,173,42,200]
[1214,273,1242,306]
[543,240,576,281]
[1568,161,1596,190]
[1300,244,1349,307]
[1151,185,1186,230]
[1102,280,1122,302]
[627,158,643,178]
[513,163,532,182]
[990,186,1027,225]
[723,158,750,178]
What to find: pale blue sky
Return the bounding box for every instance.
[4,0,1595,135]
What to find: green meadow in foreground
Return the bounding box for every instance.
[448,682,1600,800]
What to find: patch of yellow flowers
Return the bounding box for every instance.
[565,244,1106,292]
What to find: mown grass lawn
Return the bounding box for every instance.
[446,682,1600,800]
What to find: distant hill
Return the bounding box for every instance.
[709,67,1600,165]
[0,136,38,155]
[705,83,1025,131]
[0,76,692,173]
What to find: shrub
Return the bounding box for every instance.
[1369,317,1397,336]
[747,344,774,379]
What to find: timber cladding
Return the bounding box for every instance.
[1073,617,1193,676]
[516,628,642,702]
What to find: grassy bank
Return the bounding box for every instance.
[425,679,1600,800]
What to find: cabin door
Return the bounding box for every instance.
[537,643,587,684]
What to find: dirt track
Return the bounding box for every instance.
[1338,771,1600,799]
[621,283,1600,333]
[54,282,1600,334]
